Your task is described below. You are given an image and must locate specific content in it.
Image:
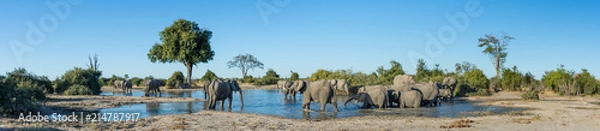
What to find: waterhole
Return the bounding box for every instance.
[99,90,526,120]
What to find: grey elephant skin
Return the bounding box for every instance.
[203,80,213,99]
[294,80,338,112]
[278,80,296,100]
[113,80,124,89]
[411,82,441,107]
[346,85,389,109]
[123,81,132,93]
[398,90,423,108]
[438,88,452,102]
[144,79,162,97]
[391,74,416,92]
[331,79,350,95]
[205,79,244,109]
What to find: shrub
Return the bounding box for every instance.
[575,69,598,95]
[463,68,489,90]
[310,69,331,81]
[55,67,102,95]
[500,66,523,91]
[166,71,185,89]
[4,68,53,94]
[1,68,50,117]
[63,85,93,95]
[200,70,219,81]
[130,77,143,86]
[241,75,255,83]
[541,66,574,95]
[521,90,539,100]
[466,89,492,96]
[290,72,300,81]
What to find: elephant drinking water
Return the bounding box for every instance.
[205,79,244,109]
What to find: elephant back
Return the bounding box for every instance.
[393,74,416,85]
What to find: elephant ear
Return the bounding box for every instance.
[293,80,306,92]
[329,80,338,87]
[230,80,241,92]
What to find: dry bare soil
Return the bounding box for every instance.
[2,89,600,130]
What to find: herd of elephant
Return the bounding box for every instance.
[133,74,457,112]
[276,75,458,112]
[113,79,163,97]
[113,80,133,93]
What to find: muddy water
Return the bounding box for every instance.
[99,90,526,120]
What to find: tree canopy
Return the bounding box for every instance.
[478,32,515,79]
[227,53,264,78]
[148,19,215,85]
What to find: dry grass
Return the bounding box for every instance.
[440,119,475,129]
[511,115,541,124]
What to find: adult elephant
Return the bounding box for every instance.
[331,79,350,95]
[411,81,441,107]
[279,80,296,100]
[205,79,244,109]
[202,80,213,99]
[391,74,416,92]
[123,81,132,93]
[398,90,423,108]
[144,79,162,97]
[294,80,338,112]
[442,77,457,89]
[345,85,388,109]
[113,80,124,89]
[438,88,453,102]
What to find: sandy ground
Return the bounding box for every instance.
[2,90,600,130]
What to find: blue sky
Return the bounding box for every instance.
[1,0,599,80]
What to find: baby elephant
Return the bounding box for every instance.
[398,90,423,108]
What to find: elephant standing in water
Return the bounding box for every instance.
[391,74,416,92]
[331,79,350,95]
[205,79,244,109]
[113,80,124,89]
[411,82,441,107]
[438,88,452,102]
[203,80,213,99]
[295,80,338,112]
[398,90,423,108]
[144,79,162,97]
[345,85,389,109]
[278,80,296,100]
[122,81,133,93]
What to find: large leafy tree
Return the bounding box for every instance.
[415,59,431,82]
[148,19,215,85]
[375,60,405,84]
[200,69,218,81]
[227,53,264,78]
[477,32,515,79]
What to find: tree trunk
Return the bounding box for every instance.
[185,63,193,85]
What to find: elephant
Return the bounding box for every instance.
[391,74,416,92]
[398,90,423,108]
[345,85,389,109]
[202,80,213,99]
[411,81,441,107]
[113,80,124,89]
[205,79,244,109]
[442,77,457,90]
[438,88,453,102]
[279,80,296,100]
[122,81,132,93]
[144,79,162,97]
[177,83,190,89]
[331,79,350,95]
[294,80,338,112]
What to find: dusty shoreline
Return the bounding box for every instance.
[2,91,600,130]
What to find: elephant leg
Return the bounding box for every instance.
[302,98,310,111]
[228,96,233,109]
[331,101,339,112]
[320,102,326,112]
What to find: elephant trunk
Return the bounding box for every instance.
[344,95,358,107]
[238,90,244,108]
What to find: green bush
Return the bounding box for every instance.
[166,71,185,89]
[55,67,102,95]
[290,72,300,81]
[63,85,93,95]
[254,77,279,85]
[575,69,598,95]
[1,69,50,117]
[241,75,255,83]
[463,68,489,90]
[130,77,143,86]
[521,90,539,100]
[500,66,523,91]
[466,89,492,96]
[200,69,219,81]
[454,83,474,97]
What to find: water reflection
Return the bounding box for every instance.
[100,90,526,120]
